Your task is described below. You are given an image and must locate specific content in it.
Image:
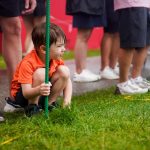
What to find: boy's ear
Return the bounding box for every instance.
[40,45,46,54]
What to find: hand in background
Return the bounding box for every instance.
[22,0,37,15]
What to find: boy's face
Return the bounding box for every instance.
[50,38,66,60]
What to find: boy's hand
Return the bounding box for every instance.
[63,101,71,109]
[40,82,52,96]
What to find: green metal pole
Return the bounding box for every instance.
[45,0,50,118]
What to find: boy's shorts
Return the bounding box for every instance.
[118,7,150,49]
[14,88,46,108]
[14,88,28,108]
[0,0,21,17]
[104,0,119,33]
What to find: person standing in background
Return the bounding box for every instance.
[22,0,46,56]
[0,0,37,121]
[66,0,105,82]
[114,0,150,94]
[100,0,119,80]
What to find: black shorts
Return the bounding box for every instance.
[104,0,119,33]
[0,0,21,17]
[118,7,150,49]
[34,0,45,16]
[14,88,45,108]
[73,13,106,28]
[21,0,46,17]
[14,88,28,108]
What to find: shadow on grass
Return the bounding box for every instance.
[3,111,25,123]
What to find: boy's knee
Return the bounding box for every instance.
[57,66,70,80]
[33,68,45,83]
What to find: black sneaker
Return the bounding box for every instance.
[39,98,60,111]
[0,112,4,122]
[24,104,41,117]
[48,102,60,111]
[114,86,121,95]
[4,97,23,112]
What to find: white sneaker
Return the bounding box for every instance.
[101,66,119,80]
[3,97,24,112]
[131,76,150,90]
[113,66,119,75]
[4,103,19,112]
[129,80,148,93]
[115,80,148,95]
[147,50,150,55]
[73,69,101,82]
[115,81,136,95]
[0,112,4,122]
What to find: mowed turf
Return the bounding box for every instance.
[0,87,150,150]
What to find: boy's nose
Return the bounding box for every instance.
[62,47,66,53]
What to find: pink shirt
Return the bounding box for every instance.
[114,0,150,10]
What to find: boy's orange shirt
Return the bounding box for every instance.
[11,50,64,98]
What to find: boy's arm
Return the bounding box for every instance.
[21,82,51,100]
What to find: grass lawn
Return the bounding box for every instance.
[0,55,6,69]
[0,87,150,150]
[63,49,100,60]
[0,50,100,69]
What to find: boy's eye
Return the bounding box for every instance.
[57,44,65,47]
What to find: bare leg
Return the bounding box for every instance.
[101,33,112,70]
[0,17,22,95]
[109,33,120,69]
[74,28,93,73]
[27,66,72,107]
[28,68,45,104]
[119,48,134,83]
[63,78,72,107]
[22,16,34,53]
[33,16,46,26]
[50,66,72,107]
[23,15,46,54]
[132,47,148,78]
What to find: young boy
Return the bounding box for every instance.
[4,23,72,117]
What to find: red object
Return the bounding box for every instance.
[0,0,103,53]
[50,0,104,50]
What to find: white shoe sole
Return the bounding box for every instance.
[73,77,101,82]
[4,103,24,112]
[0,117,5,122]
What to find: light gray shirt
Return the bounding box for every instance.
[114,0,150,10]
